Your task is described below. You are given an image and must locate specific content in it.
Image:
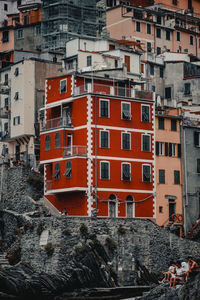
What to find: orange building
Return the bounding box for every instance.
[40,74,156,218]
[106,3,200,57]
[155,108,183,226]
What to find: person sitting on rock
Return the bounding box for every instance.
[169,261,185,289]
[160,261,176,283]
[180,259,189,282]
[188,256,199,277]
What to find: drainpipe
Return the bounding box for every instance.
[94,95,97,210]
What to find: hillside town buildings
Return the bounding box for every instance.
[0,0,200,235]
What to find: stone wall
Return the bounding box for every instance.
[0,166,43,213]
[17,217,200,285]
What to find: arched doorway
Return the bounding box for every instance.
[126,195,135,218]
[109,194,117,217]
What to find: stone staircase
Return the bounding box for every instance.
[0,253,9,269]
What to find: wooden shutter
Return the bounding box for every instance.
[165,142,169,156]
[156,142,159,155]
[169,143,172,156]
[178,144,181,158]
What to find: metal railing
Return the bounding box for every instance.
[41,117,72,131]
[73,84,153,101]
[63,145,87,157]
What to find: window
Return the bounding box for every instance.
[159,169,165,184]
[171,119,177,131]
[159,206,163,213]
[109,194,117,218]
[160,67,164,78]
[156,28,161,38]
[174,170,180,184]
[142,135,150,152]
[4,122,8,131]
[36,25,41,35]
[152,85,155,92]
[100,161,109,180]
[55,132,60,149]
[157,47,161,55]
[184,83,191,95]
[4,74,8,85]
[168,143,176,156]
[122,132,131,150]
[141,105,150,122]
[126,195,134,218]
[142,165,151,182]
[197,159,200,173]
[122,102,131,120]
[172,0,177,5]
[165,87,171,99]
[87,55,92,66]
[4,97,8,109]
[150,64,154,75]
[177,31,180,41]
[190,35,194,45]
[157,15,161,24]
[166,30,170,40]
[24,15,29,25]
[84,78,92,91]
[64,160,72,178]
[45,134,50,151]
[115,59,118,68]
[14,68,19,77]
[136,21,141,32]
[147,42,152,52]
[53,163,60,180]
[147,24,151,34]
[17,29,23,39]
[122,163,131,181]
[13,116,20,126]
[194,131,200,147]
[4,3,8,11]
[2,31,9,43]
[158,117,164,130]
[14,92,19,100]
[156,141,164,156]
[100,99,109,118]
[60,79,67,94]
[100,130,109,148]
[199,38,200,49]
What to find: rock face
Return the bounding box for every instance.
[140,273,200,300]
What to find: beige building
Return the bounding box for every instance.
[0,58,63,167]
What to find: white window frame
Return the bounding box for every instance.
[142,134,151,152]
[99,99,110,118]
[172,143,176,157]
[121,162,131,181]
[126,195,135,218]
[121,132,131,150]
[60,79,67,94]
[142,164,151,182]
[121,101,131,120]
[100,161,110,180]
[100,130,109,148]
[141,104,150,122]
[17,29,24,39]
[13,116,20,126]
[108,196,118,218]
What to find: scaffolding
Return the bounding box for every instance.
[41,0,105,52]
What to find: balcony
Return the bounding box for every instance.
[63,145,87,157]
[73,84,153,101]
[41,117,72,131]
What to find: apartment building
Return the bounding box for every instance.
[0,58,62,167]
[40,73,155,217]
[106,3,200,57]
[155,108,183,227]
[64,38,142,83]
[0,2,42,68]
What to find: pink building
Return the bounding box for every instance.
[106,4,200,57]
[155,108,183,227]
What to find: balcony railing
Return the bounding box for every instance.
[63,145,87,157]
[41,117,72,131]
[73,84,153,101]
